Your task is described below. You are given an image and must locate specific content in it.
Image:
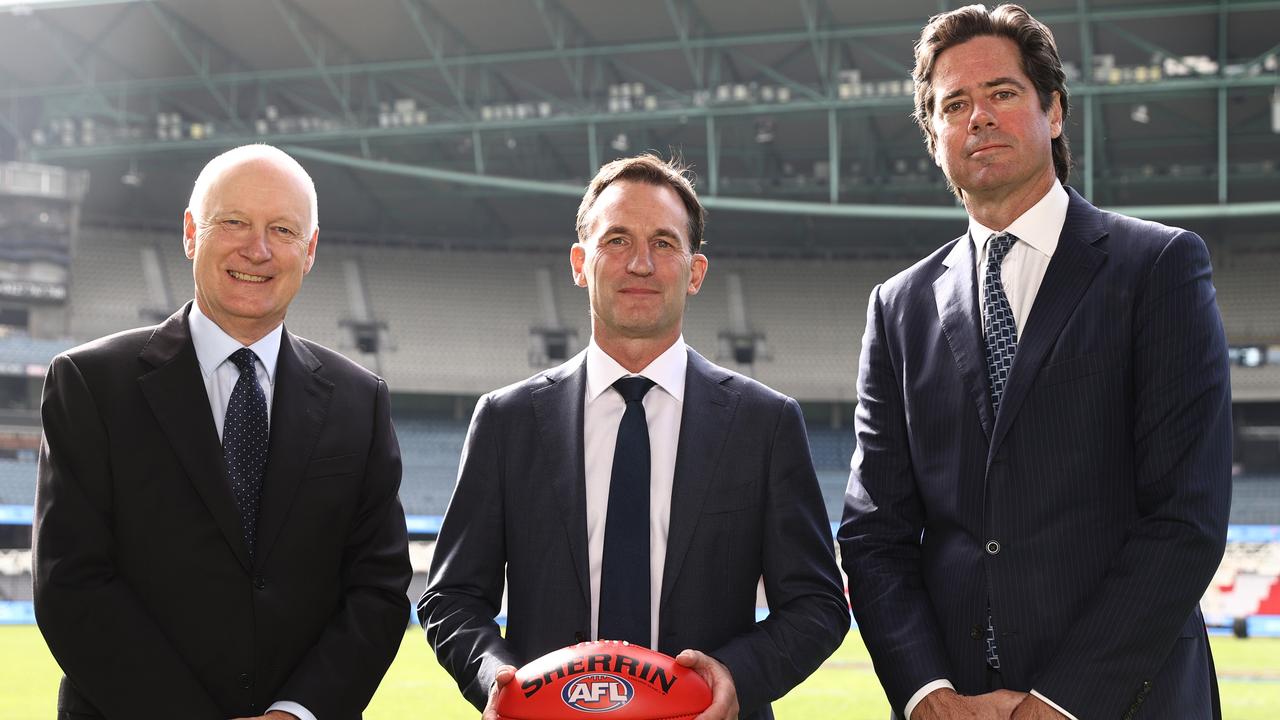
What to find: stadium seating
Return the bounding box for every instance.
[1203,540,1280,620]
[58,228,1280,403]
[0,458,34,505]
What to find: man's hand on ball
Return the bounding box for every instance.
[675,649,739,720]
[481,664,517,720]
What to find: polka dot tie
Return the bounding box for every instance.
[224,348,268,559]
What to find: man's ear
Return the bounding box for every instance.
[183,210,198,260]
[570,243,588,287]
[1048,90,1064,139]
[687,253,708,296]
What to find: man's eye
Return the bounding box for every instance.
[995,90,1014,100]
[944,101,964,114]
[606,237,625,245]
[273,226,298,237]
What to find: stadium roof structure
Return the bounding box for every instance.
[0,0,1278,255]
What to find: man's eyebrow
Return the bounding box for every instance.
[938,76,1028,103]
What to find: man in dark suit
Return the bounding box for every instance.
[839,5,1231,720]
[421,154,850,720]
[33,144,412,720]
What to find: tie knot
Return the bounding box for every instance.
[613,376,655,403]
[988,232,1018,266]
[228,347,258,376]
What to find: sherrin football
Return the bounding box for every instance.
[494,640,713,719]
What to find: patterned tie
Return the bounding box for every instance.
[598,376,656,647]
[983,232,1020,416]
[223,348,269,559]
[982,232,1018,671]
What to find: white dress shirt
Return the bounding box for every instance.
[905,181,1079,720]
[970,179,1069,335]
[188,303,315,720]
[583,336,687,650]
[188,302,281,439]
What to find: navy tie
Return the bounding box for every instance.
[983,232,1020,416]
[224,348,269,559]
[982,232,1019,671]
[599,376,656,647]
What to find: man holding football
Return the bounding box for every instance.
[421,153,850,720]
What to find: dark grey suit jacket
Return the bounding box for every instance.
[33,302,412,719]
[420,347,850,719]
[839,188,1231,719]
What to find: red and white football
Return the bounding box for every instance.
[494,640,713,719]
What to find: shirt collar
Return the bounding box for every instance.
[585,336,688,404]
[968,178,1069,260]
[188,302,283,383]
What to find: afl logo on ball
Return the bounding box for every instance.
[561,673,634,712]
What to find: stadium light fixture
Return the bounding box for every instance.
[120,158,143,187]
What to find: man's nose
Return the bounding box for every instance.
[626,244,654,275]
[969,101,997,132]
[241,229,273,263]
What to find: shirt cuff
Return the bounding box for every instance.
[905,679,954,720]
[267,701,316,720]
[1030,690,1079,720]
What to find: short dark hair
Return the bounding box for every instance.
[575,154,707,252]
[912,3,1072,190]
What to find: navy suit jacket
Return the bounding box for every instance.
[839,189,1231,719]
[420,347,850,719]
[34,303,412,719]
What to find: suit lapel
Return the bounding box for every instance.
[137,302,251,572]
[988,189,1108,462]
[660,349,739,609]
[255,331,333,566]
[530,358,592,612]
[933,236,996,441]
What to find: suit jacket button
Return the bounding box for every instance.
[971,625,982,639]
[254,575,266,590]
[238,672,251,689]
[985,540,1001,555]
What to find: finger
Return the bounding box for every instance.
[675,648,702,667]
[494,665,517,686]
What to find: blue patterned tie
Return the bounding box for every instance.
[983,232,1020,416]
[982,232,1018,671]
[224,348,269,559]
[599,376,656,647]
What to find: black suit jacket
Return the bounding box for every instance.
[420,348,850,719]
[839,189,1231,719]
[33,302,412,719]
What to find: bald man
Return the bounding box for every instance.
[33,144,412,720]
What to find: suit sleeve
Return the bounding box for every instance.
[418,393,520,710]
[1032,230,1231,717]
[33,353,225,718]
[836,285,954,716]
[276,378,413,716]
[711,396,852,715]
